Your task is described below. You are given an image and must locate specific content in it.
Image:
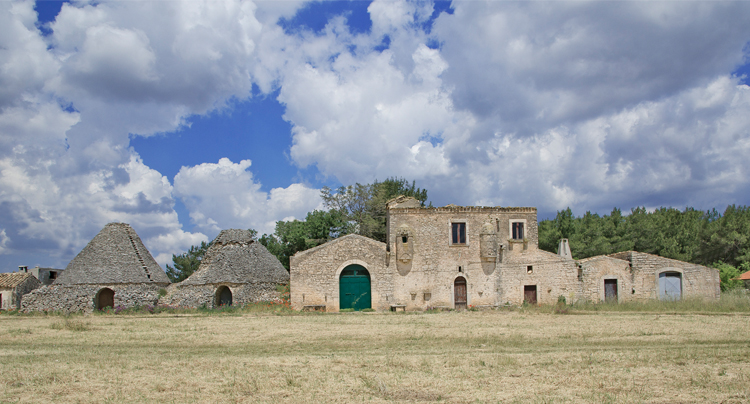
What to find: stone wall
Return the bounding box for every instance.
[498,249,580,305]
[21,284,164,313]
[290,234,389,311]
[578,256,633,303]
[610,251,720,300]
[162,282,284,308]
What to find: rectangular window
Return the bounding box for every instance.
[512,222,524,240]
[452,222,466,244]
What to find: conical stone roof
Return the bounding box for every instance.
[179,229,289,285]
[55,223,170,285]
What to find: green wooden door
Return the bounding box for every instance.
[339,265,371,311]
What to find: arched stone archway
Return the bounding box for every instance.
[96,288,115,311]
[216,286,232,307]
[339,264,371,311]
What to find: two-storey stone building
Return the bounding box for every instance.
[290,197,720,311]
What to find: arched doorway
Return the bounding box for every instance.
[216,286,232,306]
[659,272,682,300]
[96,288,115,310]
[339,265,371,311]
[454,277,467,310]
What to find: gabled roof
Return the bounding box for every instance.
[0,272,37,289]
[55,222,169,285]
[292,233,386,260]
[179,229,289,285]
[738,270,750,281]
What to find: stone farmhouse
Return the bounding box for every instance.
[290,197,720,312]
[162,229,289,308]
[22,222,170,313]
[0,272,41,310]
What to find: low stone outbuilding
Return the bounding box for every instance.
[21,222,169,313]
[163,229,289,308]
[0,272,41,310]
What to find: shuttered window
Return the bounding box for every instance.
[452,222,466,244]
[512,222,524,240]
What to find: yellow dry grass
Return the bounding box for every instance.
[1,311,749,403]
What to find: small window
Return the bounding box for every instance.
[401,235,408,244]
[527,265,533,274]
[424,293,431,301]
[452,222,466,244]
[458,266,463,273]
[49,271,57,280]
[512,222,524,240]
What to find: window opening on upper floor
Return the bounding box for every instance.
[512,222,524,240]
[452,222,466,245]
[402,235,408,244]
[527,265,533,274]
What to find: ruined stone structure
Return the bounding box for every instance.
[0,272,41,310]
[28,266,64,286]
[291,197,720,311]
[163,229,289,308]
[21,222,170,313]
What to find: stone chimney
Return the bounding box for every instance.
[18,265,28,273]
[557,239,572,260]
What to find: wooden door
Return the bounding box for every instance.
[524,285,537,305]
[454,277,467,310]
[604,279,618,302]
[339,265,371,311]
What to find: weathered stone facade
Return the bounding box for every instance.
[608,251,720,301]
[291,234,389,311]
[290,197,720,311]
[21,222,171,313]
[20,284,164,313]
[162,229,289,308]
[0,272,41,310]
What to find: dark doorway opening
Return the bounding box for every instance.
[604,279,618,302]
[216,286,232,306]
[339,265,371,311]
[524,285,537,305]
[96,288,115,310]
[454,277,467,310]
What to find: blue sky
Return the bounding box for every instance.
[2,0,750,272]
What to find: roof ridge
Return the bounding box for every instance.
[125,226,154,282]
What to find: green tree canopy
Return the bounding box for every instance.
[258,177,429,270]
[165,240,211,283]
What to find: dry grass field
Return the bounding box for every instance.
[2,307,750,403]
